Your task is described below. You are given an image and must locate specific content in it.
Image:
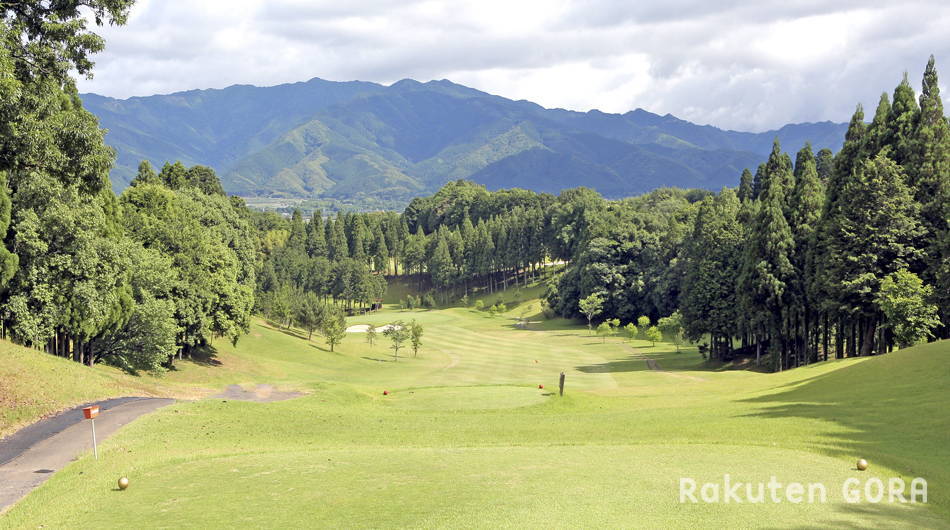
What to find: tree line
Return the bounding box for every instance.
[545,60,948,369]
[0,2,259,372]
[394,61,947,370]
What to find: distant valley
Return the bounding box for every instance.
[83,78,847,202]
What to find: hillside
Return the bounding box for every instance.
[82,78,847,202]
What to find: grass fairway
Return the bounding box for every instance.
[2,295,948,528]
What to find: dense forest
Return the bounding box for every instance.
[255,59,949,372]
[1,2,945,375]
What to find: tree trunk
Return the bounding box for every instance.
[860,319,876,357]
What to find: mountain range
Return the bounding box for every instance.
[82,78,848,201]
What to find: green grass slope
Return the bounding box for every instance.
[0,341,173,438]
[1,293,947,527]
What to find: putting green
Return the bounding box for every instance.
[383,385,550,410]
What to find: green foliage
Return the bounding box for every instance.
[680,190,742,343]
[92,297,177,374]
[645,326,662,347]
[875,269,940,348]
[366,324,377,348]
[595,321,611,343]
[423,293,437,309]
[579,293,605,334]
[320,307,346,352]
[384,321,409,361]
[295,292,326,340]
[0,172,18,287]
[409,320,424,357]
[624,323,638,342]
[819,155,923,322]
[474,299,485,311]
[122,183,256,348]
[657,311,684,351]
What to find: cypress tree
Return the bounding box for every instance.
[865,93,891,156]
[739,151,795,369]
[306,210,327,257]
[0,172,18,286]
[751,163,767,200]
[911,55,950,334]
[815,148,834,182]
[373,231,389,274]
[329,213,348,261]
[287,209,307,253]
[350,215,367,263]
[789,145,825,362]
[830,104,867,207]
[738,168,754,202]
[821,154,924,355]
[887,73,920,167]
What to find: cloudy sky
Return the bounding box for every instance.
[77,0,950,132]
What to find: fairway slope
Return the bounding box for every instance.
[2,303,947,528]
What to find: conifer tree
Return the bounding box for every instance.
[738,169,754,202]
[739,142,795,368]
[865,93,891,156]
[821,154,925,355]
[0,172,18,286]
[329,213,348,261]
[815,148,834,181]
[910,55,950,334]
[287,209,307,253]
[349,215,367,263]
[789,144,825,362]
[373,231,389,274]
[887,73,920,167]
[306,211,327,257]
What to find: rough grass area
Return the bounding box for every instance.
[2,284,948,527]
[0,342,171,439]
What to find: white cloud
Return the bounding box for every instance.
[77,0,950,131]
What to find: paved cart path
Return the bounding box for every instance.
[0,397,174,513]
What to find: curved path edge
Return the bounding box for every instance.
[0,397,174,514]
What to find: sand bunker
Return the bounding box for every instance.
[346,324,403,333]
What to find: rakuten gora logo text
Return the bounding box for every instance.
[679,475,927,504]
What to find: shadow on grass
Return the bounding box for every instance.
[361,356,394,363]
[576,355,653,374]
[265,324,309,341]
[768,495,945,528]
[308,343,332,353]
[188,345,222,367]
[575,347,712,374]
[737,342,950,521]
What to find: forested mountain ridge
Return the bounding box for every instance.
[83,78,847,201]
